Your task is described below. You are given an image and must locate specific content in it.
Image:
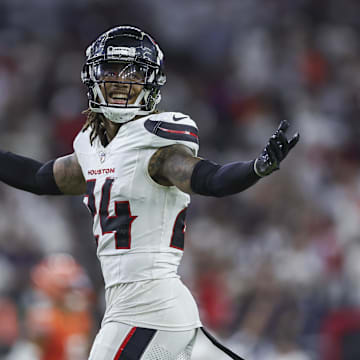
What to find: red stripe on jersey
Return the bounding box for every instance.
[114,327,137,360]
[158,127,199,139]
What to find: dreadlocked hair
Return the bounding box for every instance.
[82,109,108,147]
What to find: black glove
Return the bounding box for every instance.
[254,120,300,177]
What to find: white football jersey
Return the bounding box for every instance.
[73,112,199,288]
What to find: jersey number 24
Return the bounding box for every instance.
[85,178,186,250]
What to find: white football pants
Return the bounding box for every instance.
[88,322,198,360]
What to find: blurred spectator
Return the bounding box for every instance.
[7,254,93,360]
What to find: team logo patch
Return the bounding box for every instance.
[98,151,106,163]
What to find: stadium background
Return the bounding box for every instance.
[0,0,360,359]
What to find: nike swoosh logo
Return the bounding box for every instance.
[173,115,188,121]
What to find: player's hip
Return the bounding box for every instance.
[102,277,202,331]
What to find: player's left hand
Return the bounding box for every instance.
[254,120,300,177]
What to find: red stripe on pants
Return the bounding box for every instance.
[114,327,137,360]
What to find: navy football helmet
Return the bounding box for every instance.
[81,26,166,123]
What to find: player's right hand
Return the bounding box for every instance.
[254,120,299,177]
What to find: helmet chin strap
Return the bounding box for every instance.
[103,107,138,123]
[90,83,149,124]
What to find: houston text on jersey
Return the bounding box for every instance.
[88,168,115,176]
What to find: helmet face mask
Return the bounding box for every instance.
[95,62,148,84]
[81,26,166,124]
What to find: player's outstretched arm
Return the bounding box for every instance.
[53,154,86,195]
[0,151,86,196]
[149,144,201,193]
[149,120,299,196]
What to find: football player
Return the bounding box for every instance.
[0,26,299,359]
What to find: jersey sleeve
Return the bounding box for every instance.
[73,130,83,155]
[73,127,91,155]
[142,112,199,156]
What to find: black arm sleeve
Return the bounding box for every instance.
[0,150,62,195]
[190,159,261,197]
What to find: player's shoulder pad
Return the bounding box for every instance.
[73,127,91,153]
[143,111,199,145]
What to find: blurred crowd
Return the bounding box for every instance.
[1,0,360,359]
